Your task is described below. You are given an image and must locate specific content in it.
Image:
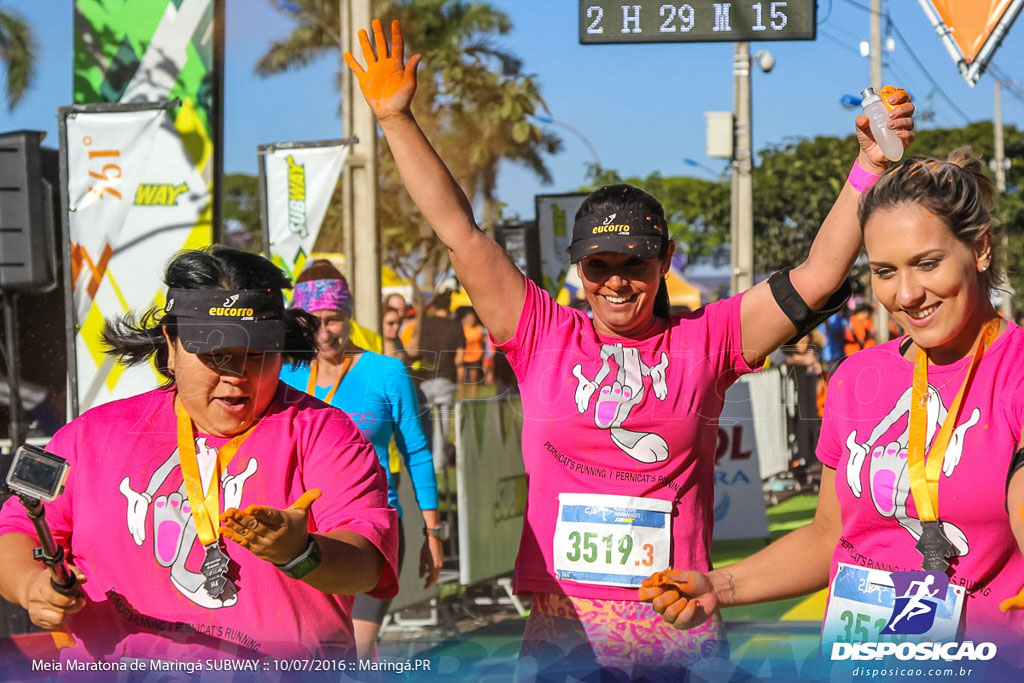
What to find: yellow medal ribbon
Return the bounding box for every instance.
[907,318,1000,523]
[305,356,354,405]
[175,400,258,547]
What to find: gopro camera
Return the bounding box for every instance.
[4,445,69,503]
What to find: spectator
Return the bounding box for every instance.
[407,292,465,470]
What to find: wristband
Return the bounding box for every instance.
[848,159,882,193]
[275,535,322,580]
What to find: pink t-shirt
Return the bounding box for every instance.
[497,278,753,600]
[818,326,1024,647]
[0,384,398,662]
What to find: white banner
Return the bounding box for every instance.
[66,106,213,412]
[713,378,772,541]
[264,143,348,284]
[456,396,526,586]
[535,193,586,297]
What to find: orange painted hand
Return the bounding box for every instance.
[344,18,422,122]
[855,85,914,173]
[638,569,719,631]
[220,489,321,566]
[999,586,1024,611]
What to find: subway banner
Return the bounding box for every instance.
[259,140,350,289]
[535,193,587,297]
[61,103,210,414]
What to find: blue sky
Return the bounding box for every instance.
[2,0,1023,219]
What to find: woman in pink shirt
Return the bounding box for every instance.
[345,19,913,678]
[0,247,398,664]
[642,150,1024,672]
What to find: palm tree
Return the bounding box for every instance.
[256,0,561,294]
[0,2,37,110]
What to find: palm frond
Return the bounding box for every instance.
[0,8,38,110]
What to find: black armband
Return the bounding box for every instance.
[1005,445,1024,513]
[768,267,852,345]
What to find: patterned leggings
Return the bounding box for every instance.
[517,592,725,681]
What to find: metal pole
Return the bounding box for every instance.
[340,0,381,333]
[2,293,25,448]
[871,0,891,342]
[995,80,1012,317]
[732,42,754,295]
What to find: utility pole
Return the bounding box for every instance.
[995,80,1012,317]
[871,0,891,342]
[732,42,754,295]
[339,0,381,333]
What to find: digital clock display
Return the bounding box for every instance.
[580,1,816,44]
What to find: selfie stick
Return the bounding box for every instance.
[16,495,78,595]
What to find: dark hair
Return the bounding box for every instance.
[102,246,319,384]
[428,291,452,312]
[295,259,347,285]
[576,184,673,319]
[859,147,999,292]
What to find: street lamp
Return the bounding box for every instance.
[682,157,727,179]
[731,44,773,296]
[531,113,601,168]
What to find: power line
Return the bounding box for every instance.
[990,63,1024,104]
[836,0,971,123]
[885,21,972,122]
[819,28,862,55]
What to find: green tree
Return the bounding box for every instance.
[0,2,37,110]
[754,122,1024,298]
[582,122,1024,304]
[579,164,731,263]
[256,0,561,312]
[222,173,262,251]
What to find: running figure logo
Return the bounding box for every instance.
[882,571,949,635]
[119,445,258,609]
[572,343,670,463]
[844,385,977,560]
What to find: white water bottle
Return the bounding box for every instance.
[861,87,903,162]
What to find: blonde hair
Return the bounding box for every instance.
[859,147,999,291]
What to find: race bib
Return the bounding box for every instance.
[823,563,966,645]
[552,493,672,588]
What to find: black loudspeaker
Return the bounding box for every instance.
[0,130,56,292]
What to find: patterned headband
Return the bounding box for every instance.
[292,278,353,315]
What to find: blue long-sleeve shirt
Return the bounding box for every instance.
[280,351,438,516]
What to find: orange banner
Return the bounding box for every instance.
[929,0,1015,63]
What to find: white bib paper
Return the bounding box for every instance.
[823,563,966,645]
[552,493,672,588]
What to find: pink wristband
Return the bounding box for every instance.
[848,159,882,193]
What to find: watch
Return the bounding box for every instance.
[423,522,449,541]
[275,535,322,579]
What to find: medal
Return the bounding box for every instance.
[176,400,258,597]
[916,521,954,572]
[201,542,236,598]
[906,318,999,572]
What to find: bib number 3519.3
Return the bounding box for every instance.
[553,493,672,588]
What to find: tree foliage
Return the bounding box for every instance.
[256,0,561,312]
[0,3,37,110]
[579,164,730,264]
[222,173,262,251]
[585,122,1024,305]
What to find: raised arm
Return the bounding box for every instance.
[639,467,841,629]
[738,90,915,365]
[345,20,525,344]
